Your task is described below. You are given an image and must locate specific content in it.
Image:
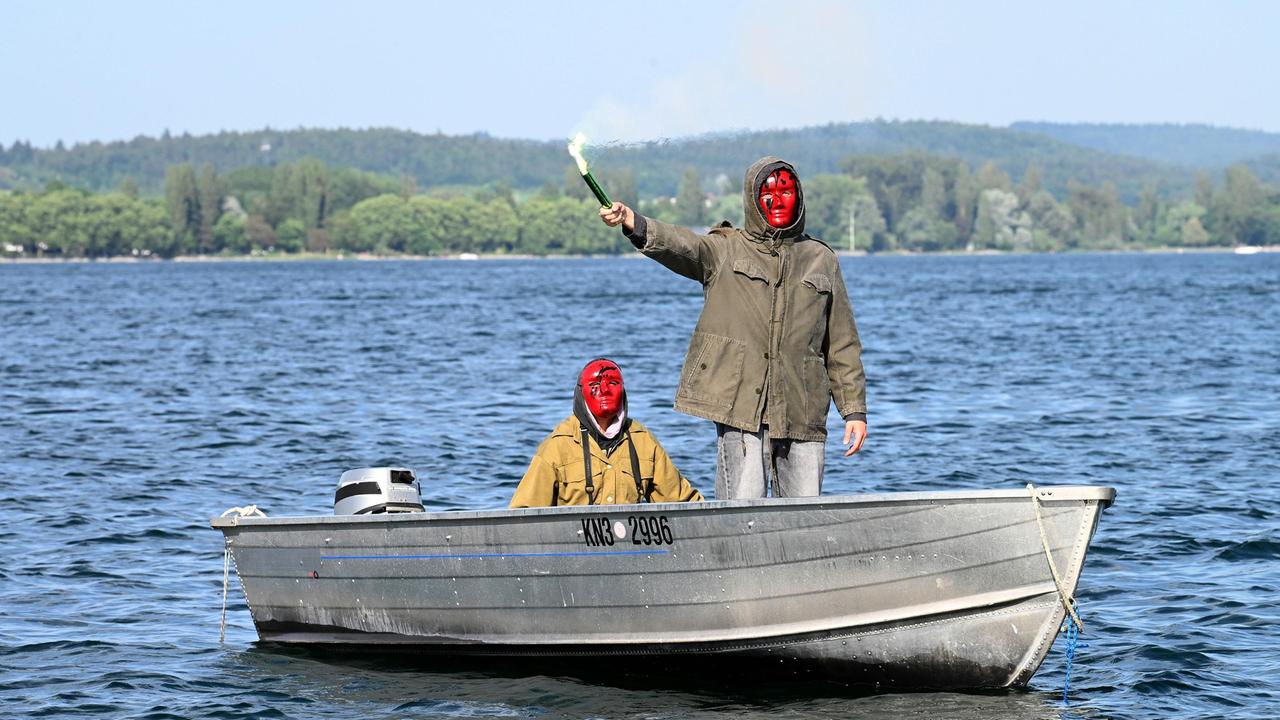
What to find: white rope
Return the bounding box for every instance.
[218,505,266,642]
[220,505,266,523]
[1026,483,1084,633]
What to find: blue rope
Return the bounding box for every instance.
[1061,612,1089,705]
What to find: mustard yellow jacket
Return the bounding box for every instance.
[509,416,703,507]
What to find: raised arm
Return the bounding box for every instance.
[600,202,721,284]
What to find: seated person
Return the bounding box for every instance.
[510,358,703,507]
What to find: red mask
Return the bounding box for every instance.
[579,360,624,426]
[758,169,799,228]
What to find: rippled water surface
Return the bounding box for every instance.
[2,253,1278,719]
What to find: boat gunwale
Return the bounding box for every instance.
[211,485,1115,528]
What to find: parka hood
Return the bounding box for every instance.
[743,156,805,245]
[572,357,631,454]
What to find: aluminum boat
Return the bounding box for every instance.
[212,485,1114,689]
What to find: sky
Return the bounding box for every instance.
[2,0,1278,148]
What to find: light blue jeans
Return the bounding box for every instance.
[714,423,824,499]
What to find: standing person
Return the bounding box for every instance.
[599,157,867,499]
[510,358,703,508]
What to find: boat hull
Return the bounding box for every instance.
[212,486,1113,689]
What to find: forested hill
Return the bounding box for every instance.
[0,129,565,197]
[593,122,1183,203]
[3,120,1259,201]
[1011,122,1280,169]
[7,121,1279,260]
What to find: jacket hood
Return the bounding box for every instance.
[743,156,805,245]
[572,357,631,454]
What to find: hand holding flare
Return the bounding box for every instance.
[567,133,611,208]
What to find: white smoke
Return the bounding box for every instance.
[567,132,590,173]
[572,0,875,143]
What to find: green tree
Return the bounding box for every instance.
[606,167,639,209]
[1212,165,1264,245]
[1194,172,1214,209]
[1154,201,1208,247]
[197,164,223,253]
[534,181,560,200]
[292,157,331,229]
[1067,182,1128,248]
[0,192,36,253]
[1245,201,1280,246]
[1134,183,1161,244]
[398,174,418,199]
[675,167,705,226]
[518,197,620,255]
[164,163,200,253]
[803,174,886,250]
[475,180,516,209]
[896,207,957,252]
[245,214,277,250]
[264,163,295,227]
[974,161,1012,192]
[972,189,1031,251]
[1025,191,1074,250]
[1019,162,1043,199]
[563,166,592,201]
[329,167,400,214]
[952,163,977,238]
[921,167,947,221]
[213,213,249,253]
[131,199,174,256]
[467,198,520,253]
[335,194,421,253]
[275,218,306,253]
[1181,216,1210,246]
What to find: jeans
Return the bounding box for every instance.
[714,423,824,499]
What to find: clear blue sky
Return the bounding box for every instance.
[3,0,1277,148]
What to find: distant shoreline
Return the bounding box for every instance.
[3,245,1278,264]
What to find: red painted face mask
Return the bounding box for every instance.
[579,360,624,425]
[758,169,799,228]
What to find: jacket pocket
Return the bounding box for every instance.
[799,272,834,349]
[558,460,603,506]
[732,257,769,284]
[802,273,832,294]
[678,332,745,407]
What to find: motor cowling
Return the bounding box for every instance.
[334,467,424,515]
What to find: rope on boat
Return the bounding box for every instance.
[1026,483,1084,633]
[1026,484,1090,704]
[220,540,230,643]
[1061,611,1089,705]
[218,505,266,643]
[220,505,266,523]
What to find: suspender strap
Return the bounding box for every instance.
[579,425,594,504]
[627,431,649,503]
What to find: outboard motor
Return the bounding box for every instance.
[334,467,424,515]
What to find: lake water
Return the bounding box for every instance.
[1,252,1277,719]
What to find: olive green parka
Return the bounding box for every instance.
[628,157,866,441]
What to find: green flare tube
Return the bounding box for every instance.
[567,133,611,208]
[581,170,611,208]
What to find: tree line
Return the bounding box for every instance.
[9,122,1280,202]
[3,154,1278,259]
[830,154,1280,251]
